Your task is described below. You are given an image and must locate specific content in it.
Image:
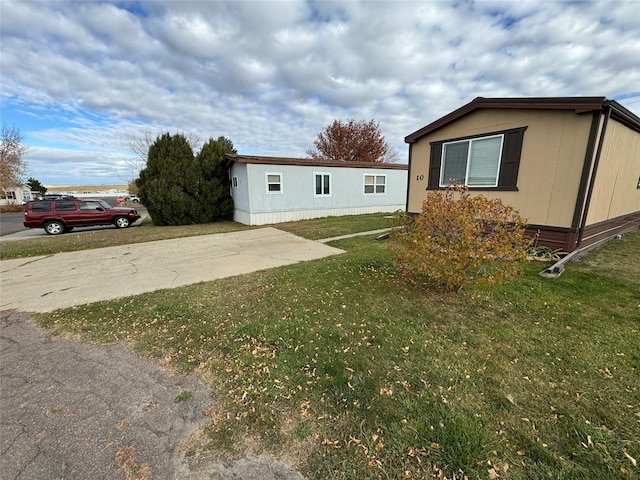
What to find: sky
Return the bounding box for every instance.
[1,0,639,186]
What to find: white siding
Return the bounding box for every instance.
[230,163,408,226]
[229,163,250,213]
[0,185,32,206]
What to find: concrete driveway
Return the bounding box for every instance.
[1,227,344,313]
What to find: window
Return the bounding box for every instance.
[79,201,100,210]
[5,191,16,200]
[266,173,282,194]
[428,127,527,191]
[232,176,238,188]
[364,174,386,194]
[440,135,503,187]
[314,173,331,196]
[31,202,52,212]
[55,201,76,211]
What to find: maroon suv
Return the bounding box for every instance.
[24,199,141,235]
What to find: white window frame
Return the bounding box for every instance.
[266,172,283,194]
[232,176,238,188]
[313,172,332,197]
[363,174,386,195]
[439,134,504,188]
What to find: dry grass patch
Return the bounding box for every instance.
[114,445,150,480]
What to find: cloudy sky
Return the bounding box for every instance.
[1,0,639,186]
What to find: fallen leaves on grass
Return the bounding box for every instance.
[623,448,637,467]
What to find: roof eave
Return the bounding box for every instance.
[404,96,610,144]
[224,154,408,170]
[606,100,640,133]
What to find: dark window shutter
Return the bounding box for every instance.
[498,127,527,188]
[428,142,442,190]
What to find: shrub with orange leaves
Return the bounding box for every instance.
[390,185,530,291]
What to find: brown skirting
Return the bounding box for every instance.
[526,212,640,253]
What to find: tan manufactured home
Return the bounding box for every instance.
[405,97,640,252]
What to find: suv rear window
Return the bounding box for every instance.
[55,201,77,211]
[31,202,52,212]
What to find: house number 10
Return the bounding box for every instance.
[416,175,424,181]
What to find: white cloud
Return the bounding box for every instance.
[1,0,639,184]
[26,145,133,185]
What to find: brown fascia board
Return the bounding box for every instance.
[606,100,640,133]
[224,154,408,170]
[404,96,609,144]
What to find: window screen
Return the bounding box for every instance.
[440,135,503,187]
[267,173,282,193]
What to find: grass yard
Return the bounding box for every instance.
[31,221,640,479]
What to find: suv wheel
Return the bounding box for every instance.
[115,216,131,228]
[44,220,65,235]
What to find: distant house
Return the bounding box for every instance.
[404,97,640,252]
[225,154,408,225]
[0,185,32,206]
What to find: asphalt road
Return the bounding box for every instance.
[0,212,24,236]
[1,310,304,480]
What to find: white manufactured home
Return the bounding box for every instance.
[225,155,408,226]
[1,185,32,206]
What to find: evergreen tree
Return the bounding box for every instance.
[194,136,236,222]
[136,133,237,226]
[137,133,196,226]
[26,177,47,195]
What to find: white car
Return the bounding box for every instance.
[125,195,140,203]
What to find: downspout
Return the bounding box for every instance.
[576,104,611,248]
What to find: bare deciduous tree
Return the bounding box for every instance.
[123,128,202,187]
[1,123,29,189]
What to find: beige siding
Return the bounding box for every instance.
[407,140,432,211]
[586,119,640,225]
[408,109,594,228]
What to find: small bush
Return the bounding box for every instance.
[390,185,530,291]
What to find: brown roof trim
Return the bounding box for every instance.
[225,154,408,170]
[403,96,631,144]
[606,100,640,133]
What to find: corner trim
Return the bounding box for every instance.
[576,105,611,247]
[571,111,602,232]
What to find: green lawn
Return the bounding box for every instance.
[27,218,640,479]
